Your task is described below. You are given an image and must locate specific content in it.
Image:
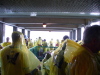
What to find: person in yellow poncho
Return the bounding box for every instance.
[55,39,60,47]
[33,38,38,47]
[64,25,100,75]
[42,39,48,53]
[1,37,11,47]
[43,35,69,75]
[44,25,100,75]
[0,31,40,75]
[37,37,42,46]
[28,38,33,49]
[49,39,54,50]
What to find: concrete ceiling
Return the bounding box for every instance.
[0,17,91,31]
[0,0,100,31]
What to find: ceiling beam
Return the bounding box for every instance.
[29,29,72,31]
[25,27,73,31]
[0,18,3,22]
[25,27,73,29]
[4,18,85,24]
[17,24,79,28]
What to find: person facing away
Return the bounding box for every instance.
[64,25,100,75]
[27,38,33,49]
[1,37,11,47]
[0,31,40,75]
[49,39,53,46]
[55,39,60,47]
[42,39,48,47]
[37,37,42,46]
[53,35,69,75]
[25,38,28,47]
[43,35,69,75]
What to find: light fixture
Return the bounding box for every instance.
[30,12,37,16]
[63,12,69,13]
[80,12,85,14]
[90,12,100,15]
[43,23,46,28]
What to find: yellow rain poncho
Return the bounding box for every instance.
[55,40,60,47]
[49,39,54,50]
[0,31,40,75]
[37,39,42,46]
[77,40,83,45]
[43,40,67,75]
[1,42,11,47]
[44,39,100,75]
[64,39,100,75]
[41,53,51,75]
[28,39,33,49]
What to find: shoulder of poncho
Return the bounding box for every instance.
[64,39,90,63]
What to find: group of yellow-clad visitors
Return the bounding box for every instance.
[0,25,100,75]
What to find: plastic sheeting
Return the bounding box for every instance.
[1,42,11,47]
[0,31,40,75]
[44,39,100,75]
[64,39,100,75]
[43,40,66,75]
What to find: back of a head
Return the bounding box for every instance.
[6,37,10,42]
[63,35,69,40]
[39,37,41,39]
[6,37,9,40]
[12,31,23,42]
[44,39,46,41]
[83,25,100,44]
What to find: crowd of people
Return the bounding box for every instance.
[0,25,100,75]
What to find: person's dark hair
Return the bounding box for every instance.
[12,32,20,42]
[63,35,69,40]
[75,40,78,42]
[44,39,46,41]
[83,25,100,44]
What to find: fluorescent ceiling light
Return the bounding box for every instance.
[80,12,85,14]
[4,9,14,13]
[30,12,37,16]
[90,12,100,15]
[63,12,69,13]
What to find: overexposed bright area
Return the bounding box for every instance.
[75,30,77,40]
[30,31,70,45]
[17,28,22,32]
[81,27,85,40]
[5,25,13,42]
[90,21,100,26]
[24,30,28,39]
